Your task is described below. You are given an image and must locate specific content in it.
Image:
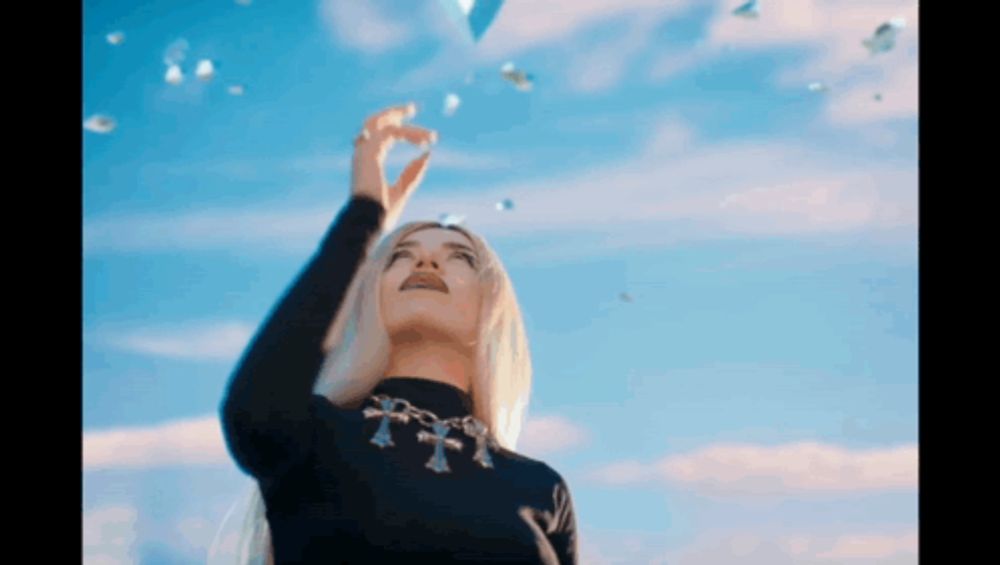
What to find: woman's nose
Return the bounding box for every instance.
[415,258,439,269]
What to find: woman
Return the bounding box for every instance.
[213,103,579,564]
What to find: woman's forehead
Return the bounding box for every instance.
[397,226,475,248]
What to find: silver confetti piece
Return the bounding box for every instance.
[443,93,461,117]
[732,0,759,19]
[106,31,125,45]
[439,213,466,227]
[195,59,215,82]
[83,115,116,134]
[862,17,905,55]
[500,62,534,92]
[165,64,184,85]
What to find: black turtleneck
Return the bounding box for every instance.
[220,196,579,564]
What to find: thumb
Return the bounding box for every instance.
[391,150,431,205]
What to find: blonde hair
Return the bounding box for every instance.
[209,218,533,564]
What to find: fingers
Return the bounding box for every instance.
[374,124,437,148]
[364,102,417,133]
[391,151,431,200]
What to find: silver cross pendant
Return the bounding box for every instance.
[362,398,410,448]
[463,418,496,469]
[417,421,464,473]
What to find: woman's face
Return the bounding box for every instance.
[380,227,482,348]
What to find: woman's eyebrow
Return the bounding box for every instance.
[393,240,477,256]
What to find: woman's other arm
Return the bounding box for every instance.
[220,196,385,480]
[219,102,436,482]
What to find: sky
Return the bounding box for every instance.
[82,1,919,563]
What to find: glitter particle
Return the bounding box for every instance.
[83,114,117,134]
[495,198,514,211]
[862,17,905,55]
[500,62,534,92]
[437,0,505,42]
[443,93,461,117]
[438,213,466,227]
[195,59,216,82]
[106,31,125,45]
[228,84,246,96]
[732,0,759,19]
[165,64,184,85]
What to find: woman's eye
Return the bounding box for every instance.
[453,252,476,267]
[389,250,411,264]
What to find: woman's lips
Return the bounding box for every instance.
[400,273,449,293]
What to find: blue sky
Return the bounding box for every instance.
[83,1,919,563]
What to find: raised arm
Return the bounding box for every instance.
[220,195,385,480]
[219,102,437,482]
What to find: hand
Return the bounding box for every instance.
[351,102,437,229]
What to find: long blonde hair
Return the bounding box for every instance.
[208,218,533,564]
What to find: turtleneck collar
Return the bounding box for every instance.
[371,376,474,419]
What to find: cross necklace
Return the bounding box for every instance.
[362,394,499,474]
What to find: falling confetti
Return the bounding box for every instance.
[235,0,252,5]
[862,17,905,55]
[807,82,830,93]
[495,198,514,211]
[732,0,760,19]
[500,62,534,92]
[438,0,505,42]
[619,292,634,303]
[443,93,461,117]
[228,84,246,96]
[196,59,216,81]
[106,31,125,45]
[874,93,883,102]
[163,38,190,66]
[165,64,184,85]
[83,115,116,134]
[438,213,466,227]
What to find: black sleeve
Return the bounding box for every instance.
[220,195,385,481]
[548,479,579,564]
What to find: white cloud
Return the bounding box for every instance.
[654,528,918,565]
[83,415,229,470]
[318,0,413,54]
[816,531,918,560]
[84,117,916,257]
[705,0,919,125]
[97,322,254,362]
[394,0,697,93]
[517,415,589,456]
[83,505,139,565]
[587,441,918,495]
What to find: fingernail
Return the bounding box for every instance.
[407,102,418,116]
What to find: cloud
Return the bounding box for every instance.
[394,0,698,93]
[318,0,414,54]
[705,0,919,125]
[83,506,139,565]
[96,322,255,362]
[517,415,590,456]
[587,441,918,496]
[83,415,229,470]
[81,411,581,471]
[84,116,916,257]
[655,528,918,565]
